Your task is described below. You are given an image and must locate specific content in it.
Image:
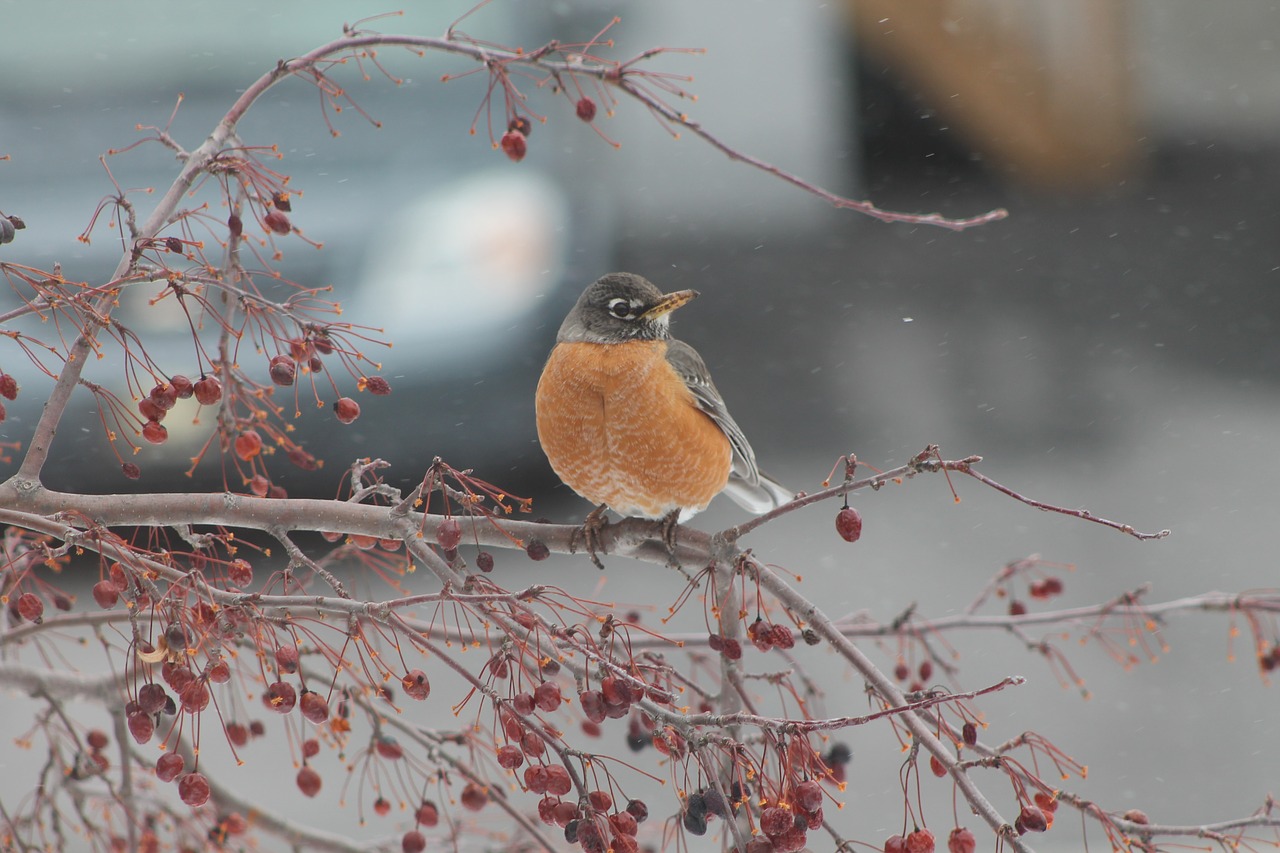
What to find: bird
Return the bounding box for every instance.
[535,272,792,551]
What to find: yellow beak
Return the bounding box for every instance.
[640,289,699,320]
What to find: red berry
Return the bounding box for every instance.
[179,681,210,713]
[626,799,649,823]
[476,550,495,572]
[149,382,177,410]
[534,680,562,712]
[496,744,525,769]
[500,130,527,162]
[264,680,297,714]
[296,765,322,797]
[1008,599,1027,616]
[263,209,292,235]
[544,765,572,796]
[0,373,18,400]
[1033,791,1058,813]
[947,827,976,853]
[275,644,299,674]
[609,810,638,837]
[401,669,430,700]
[142,420,168,445]
[227,559,253,587]
[905,829,936,853]
[233,430,262,460]
[138,683,168,714]
[930,755,947,777]
[760,806,793,839]
[333,396,360,424]
[177,771,211,806]
[436,517,462,551]
[268,354,296,386]
[365,375,391,395]
[961,721,978,747]
[576,97,597,122]
[228,213,244,239]
[92,580,119,609]
[299,691,329,724]
[460,781,488,811]
[138,397,166,422]
[1019,806,1047,833]
[14,592,43,623]
[375,736,404,760]
[835,505,863,542]
[121,462,141,480]
[193,376,222,405]
[1122,808,1149,825]
[373,797,391,816]
[402,831,426,853]
[587,789,612,811]
[302,738,320,758]
[170,374,193,398]
[155,751,185,782]
[86,729,110,751]
[773,827,808,853]
[416,800,439,827]
[885,835,908,853]
[526,539,550,561]
[793,779,823,813]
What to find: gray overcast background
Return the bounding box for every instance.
[1,2,1277,851]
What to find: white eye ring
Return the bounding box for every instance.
[607,297,635,319]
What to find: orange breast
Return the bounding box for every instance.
[535,341,732,519]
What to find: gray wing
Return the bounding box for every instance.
[665,338,792,514]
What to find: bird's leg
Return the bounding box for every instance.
[569,504,610,570]
[660,508,681,567]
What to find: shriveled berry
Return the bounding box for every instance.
[476,550,495,572]
[579,689,606,724]
[947,827,977,853]
[436,517,462,550]
[14,592,43,623]
[333,396,360,424]
[682,806,708,836]
[193,376,222,406]
[961,721,978,747]
[500,130,527,162]
[275,644,299,674]
[1019,806,1047,833]
[365,375,392,395]
[508,115,532,136]
[296,765,322,797]
[576,97,597,122]
[402,669,430,700]
[0,373,18,400]
[121,462,141,480]
[178,771,211,806]
[835,505,863,542]
[156,751,184,782]
[526,539,550,561]
[1121,808,1149,825]
[302,738,320,758]
[402,830,426,853]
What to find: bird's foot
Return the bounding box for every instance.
[569,504,610,570]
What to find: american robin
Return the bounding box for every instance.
[535,272,791,534]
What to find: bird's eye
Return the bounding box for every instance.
[607,298,634,319]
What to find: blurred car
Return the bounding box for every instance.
[0,4,615,500]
